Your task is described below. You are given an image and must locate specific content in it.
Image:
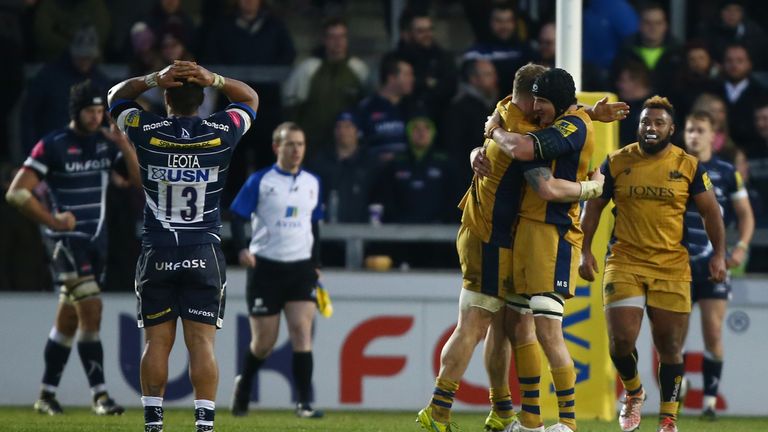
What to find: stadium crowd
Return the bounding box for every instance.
[1,0,768,289]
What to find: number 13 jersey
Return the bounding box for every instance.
[111,100,256,247]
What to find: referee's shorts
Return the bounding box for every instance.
[246,256,317,316]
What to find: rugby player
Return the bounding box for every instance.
[417,66,622,432]
[579,96,727,432]
[229,122,324,419]
[681,110,753,421]
[108,60,258,432]
[6,80,138,416]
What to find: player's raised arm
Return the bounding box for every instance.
[174,61,259,114]
[107,63,185,106]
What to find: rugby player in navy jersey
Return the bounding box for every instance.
[107,60,258,432]
[6,81,139,416]
[681,110,754,421]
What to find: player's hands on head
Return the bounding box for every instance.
[709,253,727,282]
[591,97,630,123]
[578,251,599,282]
[52,211,76,231]
[156,64,185,89]
[174,60,215,87]
[471,147,491,178]
[238,249,256,268]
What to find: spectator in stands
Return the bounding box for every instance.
[443,59,497,184]
[373,116,460,223]
[719,43,767,148]
[460,0,531,50]
[532,22,556,68]
[33,0,110,61]
[704,0,766,68]
[355,53,415,163]
[142,0,197,56]
[615,2,682,97]
[745,101,768,226]
[672,41,721,120]
[21,26,110,154]
[307,112,376,223]
[463,2,532,96]
[283,17,369,157]
[203,0,295,65]
[582,0,639,86]
[692,93,741,162]
[394,9,457,123]
[127,22,163,76]
[0,0,27,161]
[614,61,652,146]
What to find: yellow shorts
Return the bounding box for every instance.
[603,267,691,313]
[513,218,578,298]
[456,224,514,301]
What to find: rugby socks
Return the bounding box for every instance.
[194,399,215,431]
[551,365,577,431]
[489,386,514,419]
[292,351,313,404]
[142,396,163,430]
[239,350,266,394]
[658,362,684,422]
[77,331,106,392]
[611,349,643,395]
[430,377,459,423]
[514,343,543,428]
[702,351,723,410]
[41,327,73,396]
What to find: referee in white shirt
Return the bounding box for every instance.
[229,122,324,419]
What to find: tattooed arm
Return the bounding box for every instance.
[523,167,604,203]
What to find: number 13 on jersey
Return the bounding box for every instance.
[149,164,219,224]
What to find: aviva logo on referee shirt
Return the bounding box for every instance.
[285,206,299,217]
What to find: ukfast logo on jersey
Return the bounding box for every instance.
[154,259,208,270]
[148,154,219,183]
[65,158,111,172]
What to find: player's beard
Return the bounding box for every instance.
[639,132,671,155]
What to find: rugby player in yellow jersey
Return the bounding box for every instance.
[417,66,622,432]
[579,96,727,432]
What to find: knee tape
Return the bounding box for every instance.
[530,293,565,320]
[506,293,533,314]
[66,279,101,302]
[459,288,505,313]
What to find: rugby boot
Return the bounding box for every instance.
[295,402,324,418]
[544,423,573,432]
[230,375,249,417]
[485,410,520,431]
[34,396,63,415]
[619,389,646,432]
[657,417,678,432]
[416,406,459,432]
[92,393,125,415]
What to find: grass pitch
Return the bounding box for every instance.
[4,407,768,431]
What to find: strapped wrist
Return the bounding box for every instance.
[735,240,749,251]
[485,124,500,140]
[144,72,159,88]
[579,180,603,201]
[211,73,225,89]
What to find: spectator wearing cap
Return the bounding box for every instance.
[615,2,683,97]
[202,0,295,65]
[21,26,110,153]
[372,116,461,224]
[443,59,498,185]
[283,17,369,158]
[703,0,767,68]
[33,0,110,61]
[307,112,377,223]
[463,2,533,96]
[393,9,457,124]
[355,53,415,163]
[718,43,768,147]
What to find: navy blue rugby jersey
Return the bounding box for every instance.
[24,128,121,240]
[111,99,256,247]
[684,156,746,261]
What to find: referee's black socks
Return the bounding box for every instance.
[293,351,314,404]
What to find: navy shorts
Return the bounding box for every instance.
[690,258,731,303]
[49,236,105,284]
[135,243,226,328]
[245,257,317,316]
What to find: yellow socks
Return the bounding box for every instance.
[551,365,577,431]
[514,343,543,428]
[489,386,514,419]
[430,377,459,423]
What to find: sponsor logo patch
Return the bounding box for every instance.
[146,307,172,320]
[148,137,222,148]
[553,119,577,137]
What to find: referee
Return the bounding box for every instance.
[230,122,323,418]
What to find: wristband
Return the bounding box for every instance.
[579,180,603,201]
[735,240,749,251]
[211,73,225,89]
[144,72,159,88]
[485,124,500,140]
[5,188,32,208]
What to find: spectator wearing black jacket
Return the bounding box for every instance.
[719,43,767,147]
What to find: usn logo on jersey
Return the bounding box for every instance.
[148,154,219,183]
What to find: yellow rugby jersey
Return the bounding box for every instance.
[518,108,595,245]
[601,143,712,280]
[459,96,538,247]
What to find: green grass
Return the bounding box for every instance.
[4,407,768,431]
